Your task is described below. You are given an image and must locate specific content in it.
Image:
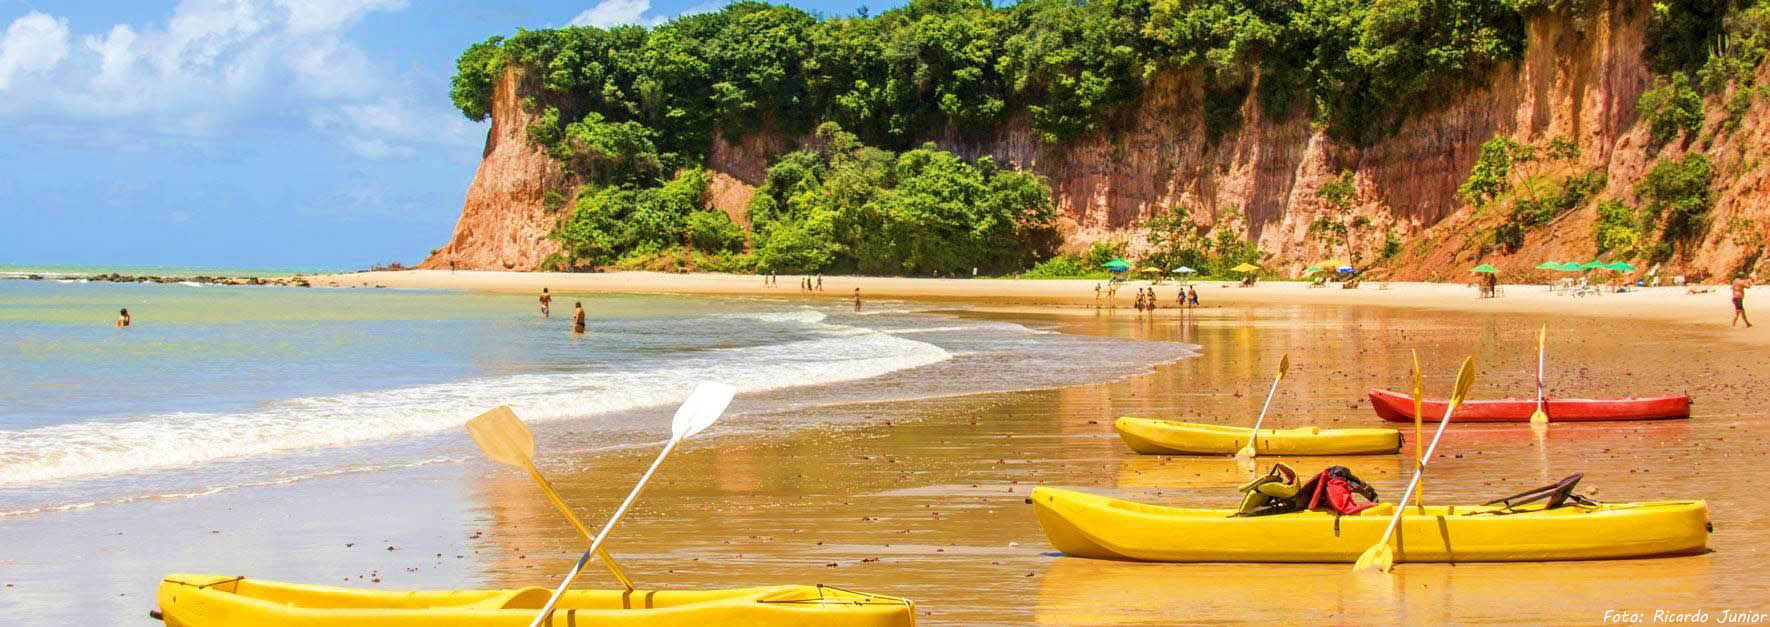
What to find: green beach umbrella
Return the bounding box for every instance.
[1471,264,1499,274]
[1582,260,1608,270]
[1103,259,1131,271]
[1557,262,1586,272]
[1535,261,1563,270]
[1303,266,1324,276]
[1606,262,1638,273]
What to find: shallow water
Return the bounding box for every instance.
[2,299,1767,624]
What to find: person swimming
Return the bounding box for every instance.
[116,308,131,328]
[572,301,586,333]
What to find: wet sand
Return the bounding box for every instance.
[4,302,1768,624]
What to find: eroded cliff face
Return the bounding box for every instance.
[420,69,565,271]
[427,1,1770,280]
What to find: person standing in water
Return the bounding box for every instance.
[116,308,131,328]
[853,287,862,310]
[539,287,552,317]
[1734,276,1754,328]
[571,301,586,333]
[1188,285,1200,308]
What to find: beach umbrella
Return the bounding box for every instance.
[1172,266,1197,274]
[1139,266,1164,273]
[1337,266,1356,274]
[1232,263,1260,273]
[1103,259,1131,271]
[1535,261,1562,270]
[1302,266,1323,276]
[1606,262,1638,273]
[1556,262,1586,272]
[1471,264,1499,274]
[1581,260,1608,270]
[1318,259,1347,269]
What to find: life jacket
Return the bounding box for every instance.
[1303,466,1379,515]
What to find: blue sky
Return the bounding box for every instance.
[0,0,875,270]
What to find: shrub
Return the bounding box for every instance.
[1636,153,1715,248]
[1022,255,1103,279]
[1637,73,1704,147]
[685,211,745,253]
[1595,200,1642,257]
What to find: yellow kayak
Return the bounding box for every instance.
[155,574,915,626]
[1114,418,1401,456]
[1029,487,1709,563]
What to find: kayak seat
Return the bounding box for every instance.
[468,586,555,610]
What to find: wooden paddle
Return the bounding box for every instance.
[1354,356,1476,573]
[465,406,634,591]
[1410,349,1425,514]
[1234,353,1291,460]
[530,382,737,627]
[1530,324,1548,425]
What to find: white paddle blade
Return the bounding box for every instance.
[671,382,737,440]
[465,406,536,468]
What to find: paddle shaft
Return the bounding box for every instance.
[531,437,681,627]
[1244,371,1285,444]
[1536,331,1547,413]
[1410,350,1425,514]
[1372,401,1465,554]
[525,466,634,591]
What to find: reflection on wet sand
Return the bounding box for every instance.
[455,303,1766,624]
[1034,553,1713,624]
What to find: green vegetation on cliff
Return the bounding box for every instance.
[452,0,1541,157]
[748,123,1057,274]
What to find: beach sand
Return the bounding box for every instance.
[5,280,1768,624]
[311,270,1764,344]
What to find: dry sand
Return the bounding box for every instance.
[309,270,1763,343]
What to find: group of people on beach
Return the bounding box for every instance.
[1111,284,1198,312]
[761,272,825,293]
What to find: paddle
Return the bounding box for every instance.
[465,406,634,591]
[529,382,737,627]
[1234,353,1292,460]
[1410,349,1425,514]
[1353,357,1476,573]
[1530,324,1548,425]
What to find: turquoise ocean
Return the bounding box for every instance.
[0,269,1194,519]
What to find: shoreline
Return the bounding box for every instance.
[307,269,1764,345]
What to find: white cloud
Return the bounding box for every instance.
[0,12,71,89]
[0,1,477,160]
[569,0,667,28]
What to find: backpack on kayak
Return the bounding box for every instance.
[1232,464,1379,518]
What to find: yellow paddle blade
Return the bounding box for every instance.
[1277,353,1291,378]
[1233,440,1256,460]
[1409,351,1424,420]
[466,406,536,468]
[1447,357,1477,407]
[1409,349,1425,513]
[1353,542,1394,573]
[1529,407,1548,425]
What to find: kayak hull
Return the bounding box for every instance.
[1114,418,1401,456]
[155,575,915,627]
[1368,389,1690,423]
[1029,487,1708,563]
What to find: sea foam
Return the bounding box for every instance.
[0,324,949,485]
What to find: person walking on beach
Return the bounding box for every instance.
[1734,276,1754,328]
[1094,282,1101,305]
[571,301,586,334]
[539,287,552,317]
[116,308,131,328]
[1188,285,1199,308]
[817,275,824,291]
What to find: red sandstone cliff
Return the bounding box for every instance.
[425,2,1769,280]
[420,69,566,271]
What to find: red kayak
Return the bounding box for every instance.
[1368,389,1690,423]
